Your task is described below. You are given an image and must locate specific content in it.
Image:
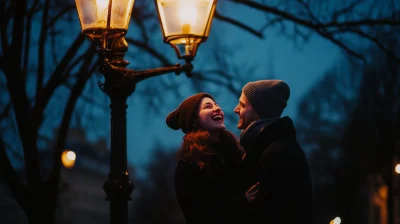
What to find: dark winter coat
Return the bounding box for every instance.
[240,116,313,224]
[175,130,246,224]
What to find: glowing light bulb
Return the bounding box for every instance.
[178,1,197,34]
[96,0,110,23]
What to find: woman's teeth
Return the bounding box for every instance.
[212,115,223,121]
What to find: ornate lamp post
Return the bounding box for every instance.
[74,0,217,223]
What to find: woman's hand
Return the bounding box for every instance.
[245,182,260,203]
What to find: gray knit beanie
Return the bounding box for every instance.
[242,80,290,118]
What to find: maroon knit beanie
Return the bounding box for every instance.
[166,93,214,133]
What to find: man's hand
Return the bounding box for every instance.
[245,182,260,203]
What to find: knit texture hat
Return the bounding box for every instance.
[166,93,214,133]
[242,80,290,118]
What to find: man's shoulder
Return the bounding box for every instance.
[259,138,302,159]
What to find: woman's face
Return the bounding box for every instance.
[196,97,225,133]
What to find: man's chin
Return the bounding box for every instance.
[237,123,245,130]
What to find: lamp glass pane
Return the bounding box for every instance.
[157,0,215,38]
[75,0,135,38]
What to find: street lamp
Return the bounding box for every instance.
[156,0,217,59]
[74,0,217,223]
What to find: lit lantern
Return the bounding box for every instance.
[61,150,76,169]
[75,0,135,40]
[155,0,217,59]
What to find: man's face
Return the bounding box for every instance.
[234,93,260,130]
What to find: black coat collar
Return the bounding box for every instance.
[241,116,297,162]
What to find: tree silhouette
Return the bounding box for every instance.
[218,0,400,63]
[297,28,399,223]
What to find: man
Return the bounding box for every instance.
[234,80,313,224]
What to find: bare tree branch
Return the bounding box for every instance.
[62,80,108,113]
[4,0,43,186]
[0,1,12,56]
[345,28,400,63]
[229,0,320,29]
[316,28,367,62]
[0,101,12,120]
[126,37,174,66]
[36,0,51,102]
[47,4,76,29]
[31,33,86,131]
[260,17,285,33]
[332,0,366,21]
[1,140,24,162]
[214,11,264,38]
[228,0,399,62]
[192,72,240,96]
[323,19,400,28]
[49,49,98,186]
[61,48,97,82]
[22,0,40,79]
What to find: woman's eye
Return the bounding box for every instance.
[203,104,213,109]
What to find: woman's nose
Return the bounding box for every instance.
[214,106,222,112]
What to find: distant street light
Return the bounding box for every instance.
[61,150,76,169]
[395,163,400,174]
[74,1,218,224]
[330,217,341,224]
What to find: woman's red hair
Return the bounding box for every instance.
[178,129,244,168]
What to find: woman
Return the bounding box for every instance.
[166,93,258,224]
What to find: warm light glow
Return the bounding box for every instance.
[330,217,341,224]
[61,150,76,169]
[67,151,76,161]
[156,0,215,37]
[396,164,400,174]
[96,0,110,25]
[178,0,197,33]
[75,0,135,39]
[155,0,217,58]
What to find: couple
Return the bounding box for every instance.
[166,80,313,224]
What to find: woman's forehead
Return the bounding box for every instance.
[200,97,216,105]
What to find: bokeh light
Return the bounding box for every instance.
[61,150,76,169]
